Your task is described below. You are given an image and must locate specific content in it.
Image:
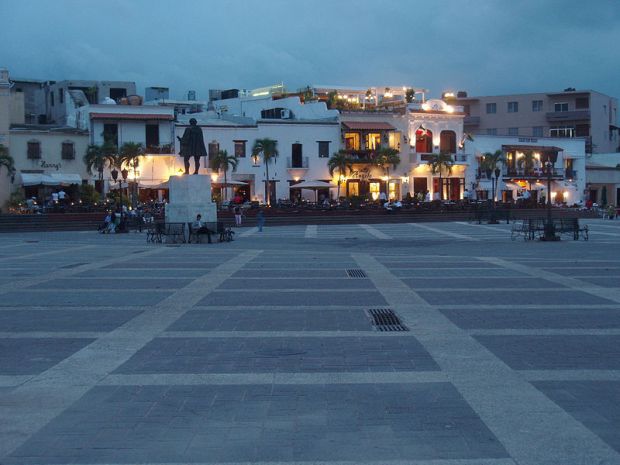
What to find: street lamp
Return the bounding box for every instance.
[111,167,129,232]
[541,152,560,241]
[485,166,501,224]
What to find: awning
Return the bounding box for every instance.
[89,113,174,121]
[20,172,82,186]
[503,182,521,189]
[342,121,396,131]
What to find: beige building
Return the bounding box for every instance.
[447,89,619,154]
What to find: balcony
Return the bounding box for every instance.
[341,149,379,163]
[503,168,564,179]
[546,110,590,121]
[463,116,480,126]
[411,152,469,164]
[145,143,174,155]
[287,156,309,169]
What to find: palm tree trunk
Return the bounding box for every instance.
[265,163,270,206]
[223,169,228,202]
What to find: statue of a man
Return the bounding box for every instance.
[177,118,207,175]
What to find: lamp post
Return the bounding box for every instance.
[111,167,129,232]
[541,152,560,241]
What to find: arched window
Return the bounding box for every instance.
[415,129,433,153]
[440,130,456,153]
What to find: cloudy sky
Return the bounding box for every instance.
[2,0,619,100]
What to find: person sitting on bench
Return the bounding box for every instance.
[193,214,213,243]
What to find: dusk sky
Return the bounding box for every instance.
[2,0,619,100]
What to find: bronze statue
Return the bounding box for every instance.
[177,118,207,175]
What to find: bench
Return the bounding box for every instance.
[188,223,214,244]
[511,218,588,241]
[146,222,186,243]
[187,222,234,244]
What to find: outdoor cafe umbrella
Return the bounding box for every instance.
[290,180,337,202]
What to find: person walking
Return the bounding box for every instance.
[256,209,265,232]
[234,205,242,227]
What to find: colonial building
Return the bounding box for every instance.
[466,135,587,205]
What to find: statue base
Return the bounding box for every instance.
[165,175,217,225]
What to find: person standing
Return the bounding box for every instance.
[234,205,242,227]
[256,209,265,232]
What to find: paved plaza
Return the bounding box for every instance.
[0,219,620,465]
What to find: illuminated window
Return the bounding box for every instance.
[388,181,399,200]
[344,133,360,150]
[388,132,400,149]
[365,133,381,150]
[369,182,381,200]
[348,181,359,196]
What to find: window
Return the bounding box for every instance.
[575,97,589,109]
[365,133,381,150]
[234,140,246,158]
[59,89,64,104]
[486,128,497,136]
[27,141,41,159]
[507,101,519,113]
[532,100,543,112]
[486,103,496,114]
[317,141,330,158]
[208,142,219,160]
[109,88,127,101]
[554,102,569,112]
[550,126,575,138]
[439,130,456,153]
[575,124,590,137]
[344,133,360,150]
[532,126,544,137]
[61,142,74,160]
[103,124,118,146]
[508,127,519,136]
[145,124,159,148]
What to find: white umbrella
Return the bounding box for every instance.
[290,180,337,202]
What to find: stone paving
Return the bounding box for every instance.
[0,218,619,464]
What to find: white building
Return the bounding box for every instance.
[466,135,587,205]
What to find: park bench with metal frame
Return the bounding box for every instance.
[511,218,588,241]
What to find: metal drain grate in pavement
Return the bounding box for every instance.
[368,308,409,331]
[346,269,367,278]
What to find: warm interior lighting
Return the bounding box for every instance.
[210,173,219,182]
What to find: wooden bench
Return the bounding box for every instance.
[188,222,214,244]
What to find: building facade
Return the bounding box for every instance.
[448,89,619,154]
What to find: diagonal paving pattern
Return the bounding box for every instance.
[352,253,620,465]
[0,221,619,464]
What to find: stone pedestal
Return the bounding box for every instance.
[165,175,217,224]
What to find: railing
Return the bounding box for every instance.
[286,156,309,169]
[341,149,378,163]
[411,153,469,164]
[545,110,590,121]
[504,168,564,178]
[145,143,174,154]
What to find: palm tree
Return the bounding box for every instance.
[120,142,144,207]
[327,150,353,200]
[84,144,116,192]
[517,151,536,175]
[375,147,401,199]
[210,149,238,202]
[251,138,278,206]
[481,150,505,202]
[428,152,454,200]
[0,144,16,181]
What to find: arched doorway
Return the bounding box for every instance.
[415,129,433,153]
[440,131,456,153]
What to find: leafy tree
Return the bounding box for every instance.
[405,88,414,103]
[251,138,278,206]
[210,149,238,201]
[0,144,16,181]
[375,147,401,199]
[481,150,505,176]
[428,152,454,200]
[327,150,353,200]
